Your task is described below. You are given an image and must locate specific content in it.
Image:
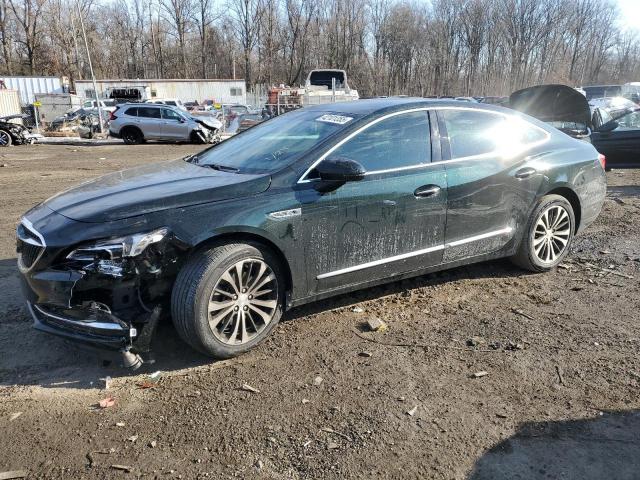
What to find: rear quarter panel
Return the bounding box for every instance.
[532,135,606,234]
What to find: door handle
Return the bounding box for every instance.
[515,167,537,179]
[414,184,441,198]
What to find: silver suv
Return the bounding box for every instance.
[109,104,222,144]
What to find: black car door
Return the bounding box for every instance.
[591,109,640,168]
[297,109,447,295]
[436,108,547,262]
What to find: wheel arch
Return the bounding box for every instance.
[120,124,144,137]
[190,230,294,302]
[544,185,582,232]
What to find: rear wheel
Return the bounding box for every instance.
[121,127,143,145]
[0,130,12,147]
[511,194,575,272]
[171,243,285,358]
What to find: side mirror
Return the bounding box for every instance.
[315,156,366,183]
[596,120,618,133]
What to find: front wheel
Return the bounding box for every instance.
[171,243,285,358]
[511,194,575,272]
[0,129,12,147]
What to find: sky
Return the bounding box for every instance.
[616,0,640,32]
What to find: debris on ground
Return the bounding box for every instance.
[148,371,161,379]
[241,383,260,393]
[98,397,115,408]
[511,308,535,320]
[127,435,138,442]
[149,441,157,448]
[555,365,566,385]
[466,336,485,347]
[327,442,339,450]
[352,306,364,313]
[321,427,353,441]
[9,412,22,422]
[110,465,132,472]
[406,405,418,416]
[302,398,310,404]
[103,376,111,390]
[0,471,28,479]
[366,317,388,332]
[472,371,489,378]
[358,351,372,357]
[313,376,324,386]
[115,422,125,427]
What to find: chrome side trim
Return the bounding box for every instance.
[297,106,551,183]
[316,244,444,279]
[446,226,513,248]
[316,226,514,279]
[268,208,302,220]
[30,302,127,331]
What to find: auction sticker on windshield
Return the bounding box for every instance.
[316,114,353,125]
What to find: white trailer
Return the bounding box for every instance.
[74,79,247,105]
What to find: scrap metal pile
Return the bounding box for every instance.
[46,108,109,138]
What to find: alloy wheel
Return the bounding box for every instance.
[0,131,10,146]
[533,205,571,264]
[207,259,278,345]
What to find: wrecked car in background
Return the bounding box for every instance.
[108,104,222,145]
[0,114,41,146]
[510,84,640,169]
[509,84,592,140]
[17,98,606,367]
[47,108,110,138]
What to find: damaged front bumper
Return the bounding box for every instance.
[27,301,135,349]
[17,215,178,353]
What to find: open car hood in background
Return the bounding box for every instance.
[509,84,592,127]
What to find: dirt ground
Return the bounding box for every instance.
[0,143,639,480]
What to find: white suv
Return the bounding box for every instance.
[109,104,222,144]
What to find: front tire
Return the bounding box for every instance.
[511,195,575,272]
[0,129,12,147]
[171,243,285,358]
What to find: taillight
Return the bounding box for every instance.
[598,153,606,170]
[109,111,117,121]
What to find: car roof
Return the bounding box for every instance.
[302,97,508,116]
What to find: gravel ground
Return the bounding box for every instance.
[0,144,639,479]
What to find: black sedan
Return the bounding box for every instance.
[16,98,606,365]
[591,106,640,169]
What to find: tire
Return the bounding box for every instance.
[0,129,12,147]
[171,242,285,358]
[121,127,143,145]
[510,194,575,272]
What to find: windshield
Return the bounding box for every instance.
[194,109,357,174]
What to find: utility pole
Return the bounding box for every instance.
[76,1,103,134]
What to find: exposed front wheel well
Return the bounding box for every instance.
[190,233,293,300]
[546,187,581,232]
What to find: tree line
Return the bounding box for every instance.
[1,0,639,97]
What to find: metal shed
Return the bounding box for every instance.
[0,76,65,105]
[74,79,247,105]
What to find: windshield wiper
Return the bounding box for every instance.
[206,163,240,173]
[184,154,200,164]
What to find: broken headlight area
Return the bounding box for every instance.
[41,227,184,351]
[66,227,170,264]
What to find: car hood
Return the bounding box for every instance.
[509,84,592,127]
[44,159,271,223]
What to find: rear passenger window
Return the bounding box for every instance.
[137,107,161,119]
[441,110,547,159]
[124,107,138,117]
[327,110,430,173]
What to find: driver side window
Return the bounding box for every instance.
[615,111,640,130]
[162,108,183,121]
[324,110,431,173]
